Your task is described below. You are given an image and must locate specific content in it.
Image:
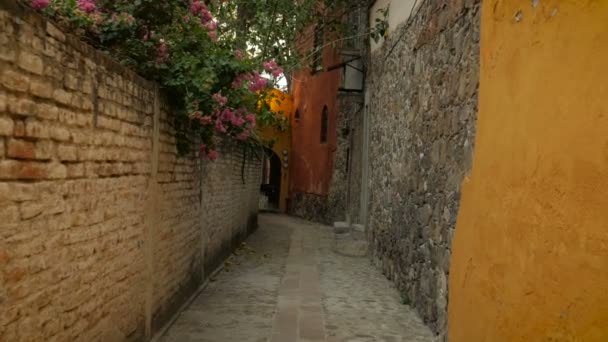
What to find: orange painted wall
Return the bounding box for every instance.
[290,25,342,195]
[260,89,293,212]
[448,1,608,341]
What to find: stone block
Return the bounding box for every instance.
[53,89,73,106]
[49,125,71,142]
[7,139,35,159]
[0,160,48,180]
[30,80,54,99]
[46,22,66,42]
[0,46,16,62]
[8,98,38,117]
[1,69,28,92]
[25,119,50,139]
[0,204,20,223]
[0,116,14,136]
[18,51,44,75]
[57,144,78,161]
[333,221,350,234]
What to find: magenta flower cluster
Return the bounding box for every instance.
[199,144,219,161]
[189,91,258,160]
[77,0,96,14]
[263,60,284,77]
[190,1,218,41]
[231,72,269,92]
[30,0,50,10]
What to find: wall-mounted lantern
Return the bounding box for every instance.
[327,48,364,93]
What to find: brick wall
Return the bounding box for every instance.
[365,0,480,340]
[0,2,261,341]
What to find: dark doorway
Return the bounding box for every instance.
[261,151,282,209]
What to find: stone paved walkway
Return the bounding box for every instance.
[159,214,434,342]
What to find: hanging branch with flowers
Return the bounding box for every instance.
[24,0,387,160]
[24,0,292,161]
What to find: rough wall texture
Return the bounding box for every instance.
[290,98,367,226]
[0,3,261,341]
[289,3,368,225]
[288,17,342,224]
[366,0,480,339]
[450,1,608,341]
[339,94,364,224]
[289,94,362,225]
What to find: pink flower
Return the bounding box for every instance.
[232,74,247,89]
[236,131,251,141]
[126,15,135,24]
[215,119,226,133]
[201,9,213,23]
[272,67,284,77]
[190,1,206,16]
[231,116,245,127]
[220,108,235,122]
[263,60,278,71]
[234,50,244,61]
[206,149,219,161]
[246,114,257,129]
[77,0,96,13]
[208,30,218,42]
[248,77,267,92]
[212,92,227,106]
[31,0,50,10]
[205,21,217,31]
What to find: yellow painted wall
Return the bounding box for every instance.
[449,1,608,341]
[260,89,293,212]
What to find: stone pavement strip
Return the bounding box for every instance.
[159,214,434,342]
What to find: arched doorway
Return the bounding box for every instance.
[261,150,282,210]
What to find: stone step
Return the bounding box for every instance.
[333,221,351,234]
[334,238,368,257]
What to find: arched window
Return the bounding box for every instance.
[295,109,300,121]
[320,106,329,144]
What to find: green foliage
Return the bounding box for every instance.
[370,5,389,44]
[26,0,389,159]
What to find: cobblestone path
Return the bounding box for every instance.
[159,214,434,342]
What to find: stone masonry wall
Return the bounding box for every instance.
[366,0,480,340]
[0,3,261,341]
[289,94,361,225]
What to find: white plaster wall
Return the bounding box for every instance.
[369,0,418,52]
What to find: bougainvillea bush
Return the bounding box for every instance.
[25,0,287,160]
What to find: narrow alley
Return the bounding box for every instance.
[158,214,433,342]
[3,0,608,341]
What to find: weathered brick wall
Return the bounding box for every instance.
[366,0,480,340]
[0,3,261,341]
